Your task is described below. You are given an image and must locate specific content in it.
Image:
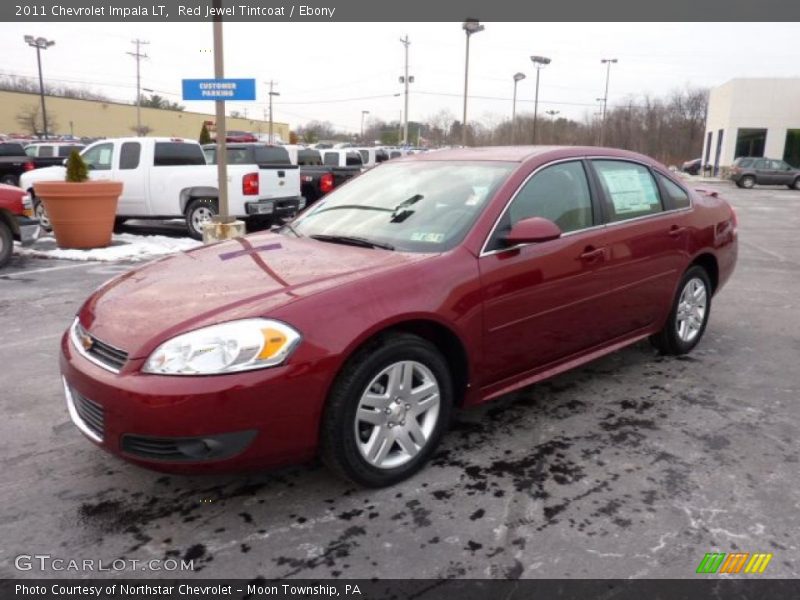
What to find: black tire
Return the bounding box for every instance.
[792,178,800,191]
[650,265,712,356]
[113,218,127,234]
[320,333,453,487]
[0,220,12,268]
[185,198,217,240]
[740,175,755,189]
[1,174,18,187]
[32,196,52,232]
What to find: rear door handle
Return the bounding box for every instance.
[580,246,606,262]
[668,225,687,237]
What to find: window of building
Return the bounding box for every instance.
[783,129,800,168]
[735,128,767,159]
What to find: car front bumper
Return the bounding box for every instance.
[16,216,39,245]
[59,329,329,473]
[245,196,306,219]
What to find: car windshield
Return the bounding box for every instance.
[292,160,515,253]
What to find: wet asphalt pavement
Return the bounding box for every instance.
[0,181,798,580]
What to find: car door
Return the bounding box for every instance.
[115,141,147,215]
[479,159,614,383]
[81,142,114,182]
[588,159,690,338]
[771,160,794,185]
[752,159,771,184]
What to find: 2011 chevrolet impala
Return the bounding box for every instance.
[61,146,737,487]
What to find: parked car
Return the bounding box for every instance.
[730,157,800,189]
[20,137,303,239]
[202,143,303,228]
[297,148,361,205]
[681,158,702,175]
[355,147,390,168]
[223,130,258,143]
[24,142,85,164]
[59,146,737,487]
[0,183,38,268]
[0,142,35,187]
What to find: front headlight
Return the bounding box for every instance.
[142,319,301,375]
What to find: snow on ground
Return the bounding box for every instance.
[16,232,202,262]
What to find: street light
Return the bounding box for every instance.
[545,109,560,143]
[511,72,526,144]
[530,55,551,145]
[23,35,55,139]
[461,18,484,147]
[267,81,279,143]
[599,58,618,145]
[360,110,370,139]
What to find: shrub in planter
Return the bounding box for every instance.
[33,150,123,249]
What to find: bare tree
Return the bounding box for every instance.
[15,104,56,136]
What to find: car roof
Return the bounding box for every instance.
[396,145,666,167]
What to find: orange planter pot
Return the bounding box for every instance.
[33,181,123,249]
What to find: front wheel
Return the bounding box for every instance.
[740,175,755,189]
[0,220,12,268]
[650,266,712,355]
[791,178,800,191]
[320,333,453,487]
[185,198,217,240]
[33,196,52,231]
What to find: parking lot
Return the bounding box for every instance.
[0,180,798,579]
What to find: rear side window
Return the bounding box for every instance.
[0,143,25,156]
[358,150,369,163]
[253,146,291,165]
[153,143,206,166]
[754,159,768,169]
[119,142,141,170]
[593,160,663,222]
[58,145,83,157]
[655,173,690,210]
[298,150,322,166]
[323,152,338,166]
[735,158,754,168]
[346,152,363,167]
[38,146,54,157]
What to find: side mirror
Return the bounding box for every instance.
[505,217,562,245]
[62,158,68,166]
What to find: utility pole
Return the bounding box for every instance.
[127,39,149,136]
[461,19,485,147]
[599,58,618,146]
[267,80,279,143]
[23,35,55,139]
[399,36,411,146]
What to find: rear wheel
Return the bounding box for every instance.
[791,178,800,191]
[185,198,217,240]
[650,266,712,355]
[33,196,52,231]
[0,220,12,268]
[740,175,755,189]
[320,333,453,487]
[1,174,18,187]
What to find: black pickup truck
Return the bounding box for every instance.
[0,142,85,186]
[297,148,361,205]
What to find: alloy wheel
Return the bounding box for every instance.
[34,200,51,230]
[192,206,214,234]
[354,360,440,470]
[676,277,707,343]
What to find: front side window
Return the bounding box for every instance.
[119,142,141,170]
[203,147,215,164]
[294,161,514,253]
[81,143,114,170]
[593,160,663,222]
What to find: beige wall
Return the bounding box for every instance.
[0,90,289,141]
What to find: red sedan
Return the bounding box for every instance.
[61,146,737,486]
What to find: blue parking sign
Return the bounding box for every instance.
[182,78,256,101]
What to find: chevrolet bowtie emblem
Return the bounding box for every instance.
[81,334,93,351]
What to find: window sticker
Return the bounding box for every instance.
[601,169,659,213]
[410,232,445,243]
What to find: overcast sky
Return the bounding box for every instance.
[2,22,799,133]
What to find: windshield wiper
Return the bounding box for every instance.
[310,234,395,251]
[280,221,301,237]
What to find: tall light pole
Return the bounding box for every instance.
[545,109,560,143]
[599,58,618,146]
[511,72,526,144]
[267,80,279,143]
[461,19,484,147]
[212,0,229,221]
[23,35,55,139]
[399,36,413,146]
[530,55,551,145]
[360,110,370,140]
[127,39,149,136]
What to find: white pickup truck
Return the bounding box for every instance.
[19,137,303,239]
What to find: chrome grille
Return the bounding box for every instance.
[70,319,129,373]
[63,379,104,443]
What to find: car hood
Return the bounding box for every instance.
[80,232,432,358]
[20,165,65,189]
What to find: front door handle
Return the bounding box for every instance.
[668,225,687,237]
[580,246,605,262]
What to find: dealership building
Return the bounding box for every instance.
[702,78,800,174]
